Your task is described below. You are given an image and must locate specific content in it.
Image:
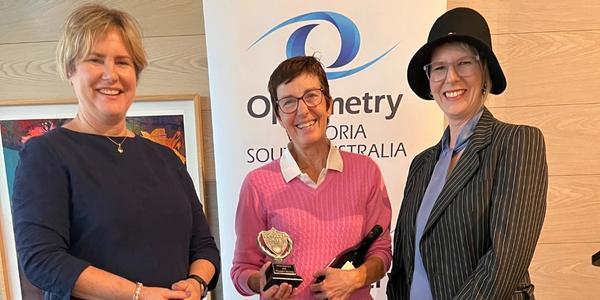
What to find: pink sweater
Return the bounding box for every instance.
[231,151,392,299]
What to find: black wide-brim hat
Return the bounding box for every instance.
[407,7,506,100]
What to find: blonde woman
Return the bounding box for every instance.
[12,4,219,299]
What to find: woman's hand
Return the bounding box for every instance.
[309,267,365,300]
[138,286,190,300]
[252,261,297,300]
[171,279,203,300]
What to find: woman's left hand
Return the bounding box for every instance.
[309,267,365,300]
[171,279,203,300]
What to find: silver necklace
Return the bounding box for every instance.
[76,113,129,154]
[105,135,128,154]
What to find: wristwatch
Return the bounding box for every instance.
[187,274,208,299]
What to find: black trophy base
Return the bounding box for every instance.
[263,263,303,291]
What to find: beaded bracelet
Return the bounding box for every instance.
[132,282,143,300]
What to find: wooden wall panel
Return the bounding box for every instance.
[449,1,600,33]
[0,0,204,44]
[0,41,66,99]
[0,35,209,101]
[142,36,209,96]
[487,31,600,108]
[490,105,600,176]
[530,243,600,298]
[538,176,600,244]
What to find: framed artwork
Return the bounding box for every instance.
[0,95,205,300]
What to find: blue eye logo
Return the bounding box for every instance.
[250,11,398,80]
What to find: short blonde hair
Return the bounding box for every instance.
[56,3,147,80]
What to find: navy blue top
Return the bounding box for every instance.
[11,127,220,299]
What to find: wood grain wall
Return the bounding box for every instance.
[448,1,600,298]
[1,1,599,299]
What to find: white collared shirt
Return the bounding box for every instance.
[279,141,343,189]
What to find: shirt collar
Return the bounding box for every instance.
[441,108,484,153]
[280,141,343,183]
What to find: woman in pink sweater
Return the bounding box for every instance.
[231,56,392,299]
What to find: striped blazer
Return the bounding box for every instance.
[387,108,548,300]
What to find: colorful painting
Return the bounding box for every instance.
[128,115,187,163]
[0,115,186,203]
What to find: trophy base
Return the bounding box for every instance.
[263,263,303,291]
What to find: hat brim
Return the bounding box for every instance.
[407,35,506,100]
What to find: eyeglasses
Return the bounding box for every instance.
[276,88,325,114]
[424,55,480,82]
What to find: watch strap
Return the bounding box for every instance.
[187,274,208,298]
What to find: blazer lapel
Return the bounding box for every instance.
[406,146,438,252]
[399,144,438,276]
[422,108,495,236]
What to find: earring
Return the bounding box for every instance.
[482,83,488,95]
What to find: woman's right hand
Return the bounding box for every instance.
[138,286,190,300]
[253,261,296,299]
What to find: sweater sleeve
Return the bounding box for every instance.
[363,159,393,272]
[176,161,221,290]
[230,173,267,296]
[11,137,90,298]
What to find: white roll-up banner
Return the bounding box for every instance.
[203,1,445,298]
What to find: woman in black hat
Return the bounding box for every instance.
[387,7,548,300]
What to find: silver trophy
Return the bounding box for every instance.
[257,227,303,290]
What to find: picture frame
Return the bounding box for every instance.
[0,94,205,300]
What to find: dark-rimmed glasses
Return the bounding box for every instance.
[276,88,324,114]
[424,55,480,82]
